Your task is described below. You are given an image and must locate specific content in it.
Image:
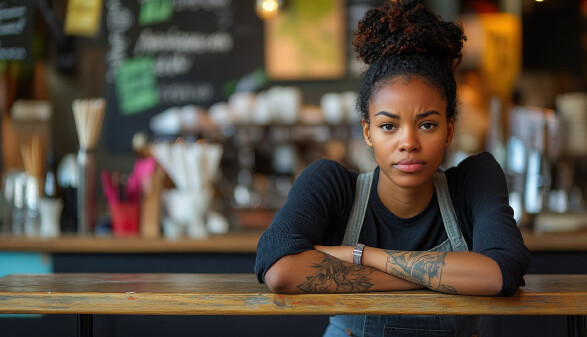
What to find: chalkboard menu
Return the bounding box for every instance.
[104,0,264,152]
[0,0,33,61]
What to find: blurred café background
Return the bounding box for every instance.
[0,0,586,336]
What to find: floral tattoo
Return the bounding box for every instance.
[297,252,374,293]
[384,250,458,294]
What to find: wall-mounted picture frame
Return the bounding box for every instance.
[265,0,346,80]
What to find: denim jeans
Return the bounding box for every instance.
[324,314,481,337]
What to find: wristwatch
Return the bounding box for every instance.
[353,243,366,265]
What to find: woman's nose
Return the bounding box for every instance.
[399,129,420,152]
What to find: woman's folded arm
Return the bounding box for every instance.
[264,249,424,294]
[315,245,503,296]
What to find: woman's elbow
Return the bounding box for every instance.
[488,272,503,296]
[468,253,503,296]
[463,270,502,296]
[484,259,504,296]
[264,259,299,293]
[265,266,287,293]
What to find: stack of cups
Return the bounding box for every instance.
[152,141,226,239]
[321,91,360,124]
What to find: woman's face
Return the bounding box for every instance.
[363,76,454,190]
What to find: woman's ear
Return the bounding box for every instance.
[362,120,373,147]
[445,118,455,148]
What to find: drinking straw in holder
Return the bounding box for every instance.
[20,135,45,196]
[73,98,105,234]
[20,135,45,235]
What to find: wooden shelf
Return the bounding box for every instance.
[0,229,586,254]
[520,229,587,252]
[0,231,261,253]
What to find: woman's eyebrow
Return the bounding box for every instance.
[374,110,441,119]
[417,110,442,119]
[374,111,399,119]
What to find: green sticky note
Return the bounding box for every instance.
[139,0,173,25]
[115,57,159,116]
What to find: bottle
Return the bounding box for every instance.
[486,97,506,168]
[39,151,63,238]
[44,152,59,199]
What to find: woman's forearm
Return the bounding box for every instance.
[362,247,503,295]
[264,250,423,294]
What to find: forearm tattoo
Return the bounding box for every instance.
[296,252,374,293]
[384,250,458,294]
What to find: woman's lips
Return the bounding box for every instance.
[393,159,426,173]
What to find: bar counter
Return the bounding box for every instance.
[1,229,585,337]
[0,273,585,316]
[0,274,585,337]
[0,229,586,253]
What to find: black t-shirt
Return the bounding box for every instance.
[254,152,531,296]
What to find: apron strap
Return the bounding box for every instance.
[433,172,469,252]
[341,170,468,252]
[342,171,374,246]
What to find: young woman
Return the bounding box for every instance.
[255,1,531,336]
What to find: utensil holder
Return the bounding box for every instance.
[110,202,140,237]
[77,148,96,234]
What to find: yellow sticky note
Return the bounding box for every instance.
[65,0,103,37]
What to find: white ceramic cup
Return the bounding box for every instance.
[321,93,343,124]
[38,198,63,238]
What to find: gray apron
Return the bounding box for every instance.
[324,171,481,337]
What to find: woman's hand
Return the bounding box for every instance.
[314,245,353,263]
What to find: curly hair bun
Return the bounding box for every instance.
[353,0,466,68]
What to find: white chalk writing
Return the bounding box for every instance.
[134,28,233,55]
[0,5,27,36]
[105,0,133,83]
[0,47,26,59]
[0,5,26,20]
[154,54,194,77]
[159,82,214,104]
[172,0,232,11]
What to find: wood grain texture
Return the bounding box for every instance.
[0,274,585,316]
[1,229,586,253]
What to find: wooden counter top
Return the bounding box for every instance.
[0,273,586,316]
[0,229,586,253]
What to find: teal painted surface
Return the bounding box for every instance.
[0,252,53,318]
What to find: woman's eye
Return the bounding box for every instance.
[420,122,438,130]
[381,124,397,131]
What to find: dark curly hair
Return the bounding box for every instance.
[353,0,466,122]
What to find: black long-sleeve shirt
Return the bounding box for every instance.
[255,152,531,296]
